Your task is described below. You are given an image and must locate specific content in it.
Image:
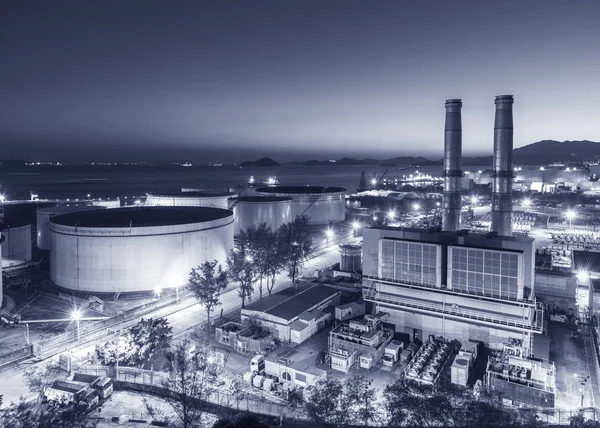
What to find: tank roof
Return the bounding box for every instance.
[50,206,232,228]
[237,196,292,202]
[148,191,236,198]
[255,186,346,194]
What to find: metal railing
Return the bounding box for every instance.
[364,290,542,333]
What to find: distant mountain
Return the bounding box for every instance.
[512,140,600,164]
[240,157,281,167]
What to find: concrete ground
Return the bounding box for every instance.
[549,320,596,409]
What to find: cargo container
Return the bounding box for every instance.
[383,341,405,366]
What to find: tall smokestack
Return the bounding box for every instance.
[491,95,514,236]
[442,99,463,232]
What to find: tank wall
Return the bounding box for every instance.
[234,200,292,234]
[146,194,232,209]
[49,217,234,293]
[255,191,345,224]
[2,225,32,267]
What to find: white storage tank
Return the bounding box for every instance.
[49,206,234,294]
[146,191,236,209]
[37,205,107,250]
[255,186,346,224]
[233,196,292,235]
[2,223,32,268]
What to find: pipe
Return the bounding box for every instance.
[491,95,514,236]
[442,99,463,232]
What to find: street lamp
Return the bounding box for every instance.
[87,194,91,198]
[245,255,254,263]
[154,286,162,298]
[436,201,441,207]
[566,210,576,229]
[387,210,396,222]
[72,310,81,343]
[577,270,590,282]
[326,228,334,246]
[352,221,360,237]
[370,178,377,186]
[470,195,478,206]
[412,203,420,211]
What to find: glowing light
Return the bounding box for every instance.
[522,198,531,207]
[267,176,276,185]
[72,310,81,321]
[387,210,396,220]
[245,255,254,263]
[87,194,91,198]
[372,215,378,222]
[0,194,5,203]
[540,167,545,171]
[326,229,334,239]
[574,167,577,171]
[154,287,162,297]
[370,178,377,186]
[566,168,571,172]
[464,171,470,175]
[565,210,576,220]
[471,196,478,203]
[352,221,360,230]
[577,271,590,282]
[249,176,255,184]
[478,170,482,174]
[412,203,420,211]
[134,200,141,205]
[436,202,441,207]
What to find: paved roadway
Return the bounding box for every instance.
[0,240,356,406]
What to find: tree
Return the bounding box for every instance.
[188,260,228,329]
[161,339,215,428]
[96,317,172,367]
[0,398,96,428]
[278,215,313,286]
[243,223,273,300]
[304,377,345,427]
[265,230,286,296]
[23,359,65,404]
[213,414,275,428]
[227,240,257,308]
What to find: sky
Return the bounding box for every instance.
[1,0,600,163]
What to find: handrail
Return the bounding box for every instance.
[364,290,542,333]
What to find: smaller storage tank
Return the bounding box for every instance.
[2,223,32,268]
[37,205,107,250]
[233,196,292,235]
[339,243,362,273]
[146,191,236,209]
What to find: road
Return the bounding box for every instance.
[0,239,355,406]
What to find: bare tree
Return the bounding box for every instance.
[188,260,228,329]
[161,339,215,428]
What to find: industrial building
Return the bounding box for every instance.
[1,222,32,268]
[362,96,543,354]
[329,312,393,373]
[241,283,341,344]
[255,186,346,224]
[145,191,236,209]
[37,205,107,250]
[48,206,234,294]
[232,196,292,235]
[338,243,362,273]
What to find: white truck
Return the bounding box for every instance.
[382,341,404,366]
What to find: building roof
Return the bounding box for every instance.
[289,319,309,332]
[72,373,100,384]
[50,206,232,228]
[255,186,346,194]
[573,249,600,274]
[243,284,340,322]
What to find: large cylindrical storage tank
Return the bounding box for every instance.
[49,206,234,294]
[255,186,346,224]
[339,243,362,272]
[2,224,32,268]
[145,192,236,209]
[37,205,107,250]
[233,196,292,235]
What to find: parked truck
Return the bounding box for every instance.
[382,341,404,366]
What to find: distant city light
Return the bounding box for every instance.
[267,176,276,185]
[87,194,91,198]
[464,171,470,175]
[478,170,482,174]
[249,176,255,184]
[574,167,577,171]
[372,215,378,222]
[540,167,545,171]
[522,198,531,207]
[566,168,571,172]
[577,271,590,282]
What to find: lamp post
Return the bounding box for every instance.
[566,210,576,230]
[72,310,81,344]
[387,210,396,223]
[326,229,334,247]
[352,221,360,238]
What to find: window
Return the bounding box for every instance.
[295,373,307,383]
[282,372,292,381]
[380,239,440,287]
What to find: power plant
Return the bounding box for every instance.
[442,99,463,232]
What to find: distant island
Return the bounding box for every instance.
[285,140,600,167]
[239,157,282,167]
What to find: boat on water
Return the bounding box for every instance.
[247,176,279,186]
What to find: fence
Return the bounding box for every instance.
[0,344,32,367]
